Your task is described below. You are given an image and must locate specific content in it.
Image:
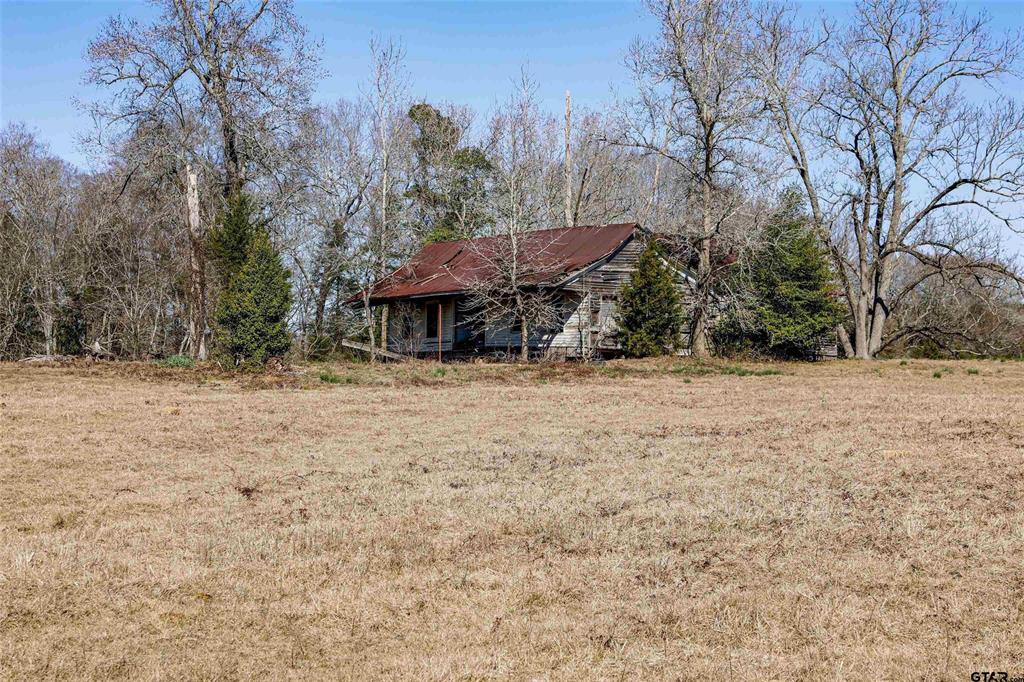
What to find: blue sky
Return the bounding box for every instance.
[1,0,1022,170]
[1,0,658,167]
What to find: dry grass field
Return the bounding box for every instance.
[2,358,1023,680]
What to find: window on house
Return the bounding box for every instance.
[510,316,522,334]
[425,302,440,338]
[591,295,618,327]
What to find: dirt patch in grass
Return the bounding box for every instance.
[1,359,1022,679]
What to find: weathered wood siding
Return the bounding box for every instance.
[564,237,644,297]
[542,292,590,355]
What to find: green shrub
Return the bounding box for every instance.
[215,229,293,370]
[616,241,684,358]
[319,370,342,384]
[154,354,194,368]
[967,368,979,375]
[933,371,943,378]
[672,364,715,376]
[714,189,843,360]
[433,367,447,378]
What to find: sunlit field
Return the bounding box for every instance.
[2,359,1022,679]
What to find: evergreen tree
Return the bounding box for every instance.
[730,190,843,359]
[209,192,264,287]
[215,229,292,368]
[616,240,684,358]
[405,103,492,243]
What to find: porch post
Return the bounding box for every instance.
[437,302,443,363]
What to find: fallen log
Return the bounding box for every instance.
[18,354,74,364]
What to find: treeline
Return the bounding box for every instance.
[2,0,1023,364]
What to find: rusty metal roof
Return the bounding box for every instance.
[356,223,639,304]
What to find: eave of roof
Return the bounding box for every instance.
[353,223,640,305]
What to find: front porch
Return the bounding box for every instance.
[380,292,619,360]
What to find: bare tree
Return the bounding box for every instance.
[568,111,649,226]
[463,74,565,361]
[387,301,427,356]
[564,90,574,227]
[287,100,376,354]
[75,166,187,358]
[0,125,78,357]
[619,0,766,357]
[752,0,1024,358]
[86,0,320,196]
[85,0,319,359]
[462,232,565,361]
[884,258,1024,357]
[359,37,410,360]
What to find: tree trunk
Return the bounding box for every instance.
[363,292,376,364]
[380,303,389,353]
[691,142,714,359]
[854,329,870,359]
[185,165,208,361]
[690,236,713,358]
[852,269,872,359]
[40,308,54,357]
[564,90,573,227]
[836,324,854,358]
[313,276,331,342]
[868,303,888,358]
[867,257,894,357]
[222,121,243,198]
[519,313,529,363]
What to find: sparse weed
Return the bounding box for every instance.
[319,369,355,384]
[721,364,782,377]
[154,354,194,369]
[671,365,715,376]
[672,363,780,377]
[967,368,979,375]
[319,370,342,383]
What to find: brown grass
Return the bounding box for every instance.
[2,358,1023,679]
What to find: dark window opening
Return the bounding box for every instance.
[425,302,440,338]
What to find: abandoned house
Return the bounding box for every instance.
[353,223,696,359]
